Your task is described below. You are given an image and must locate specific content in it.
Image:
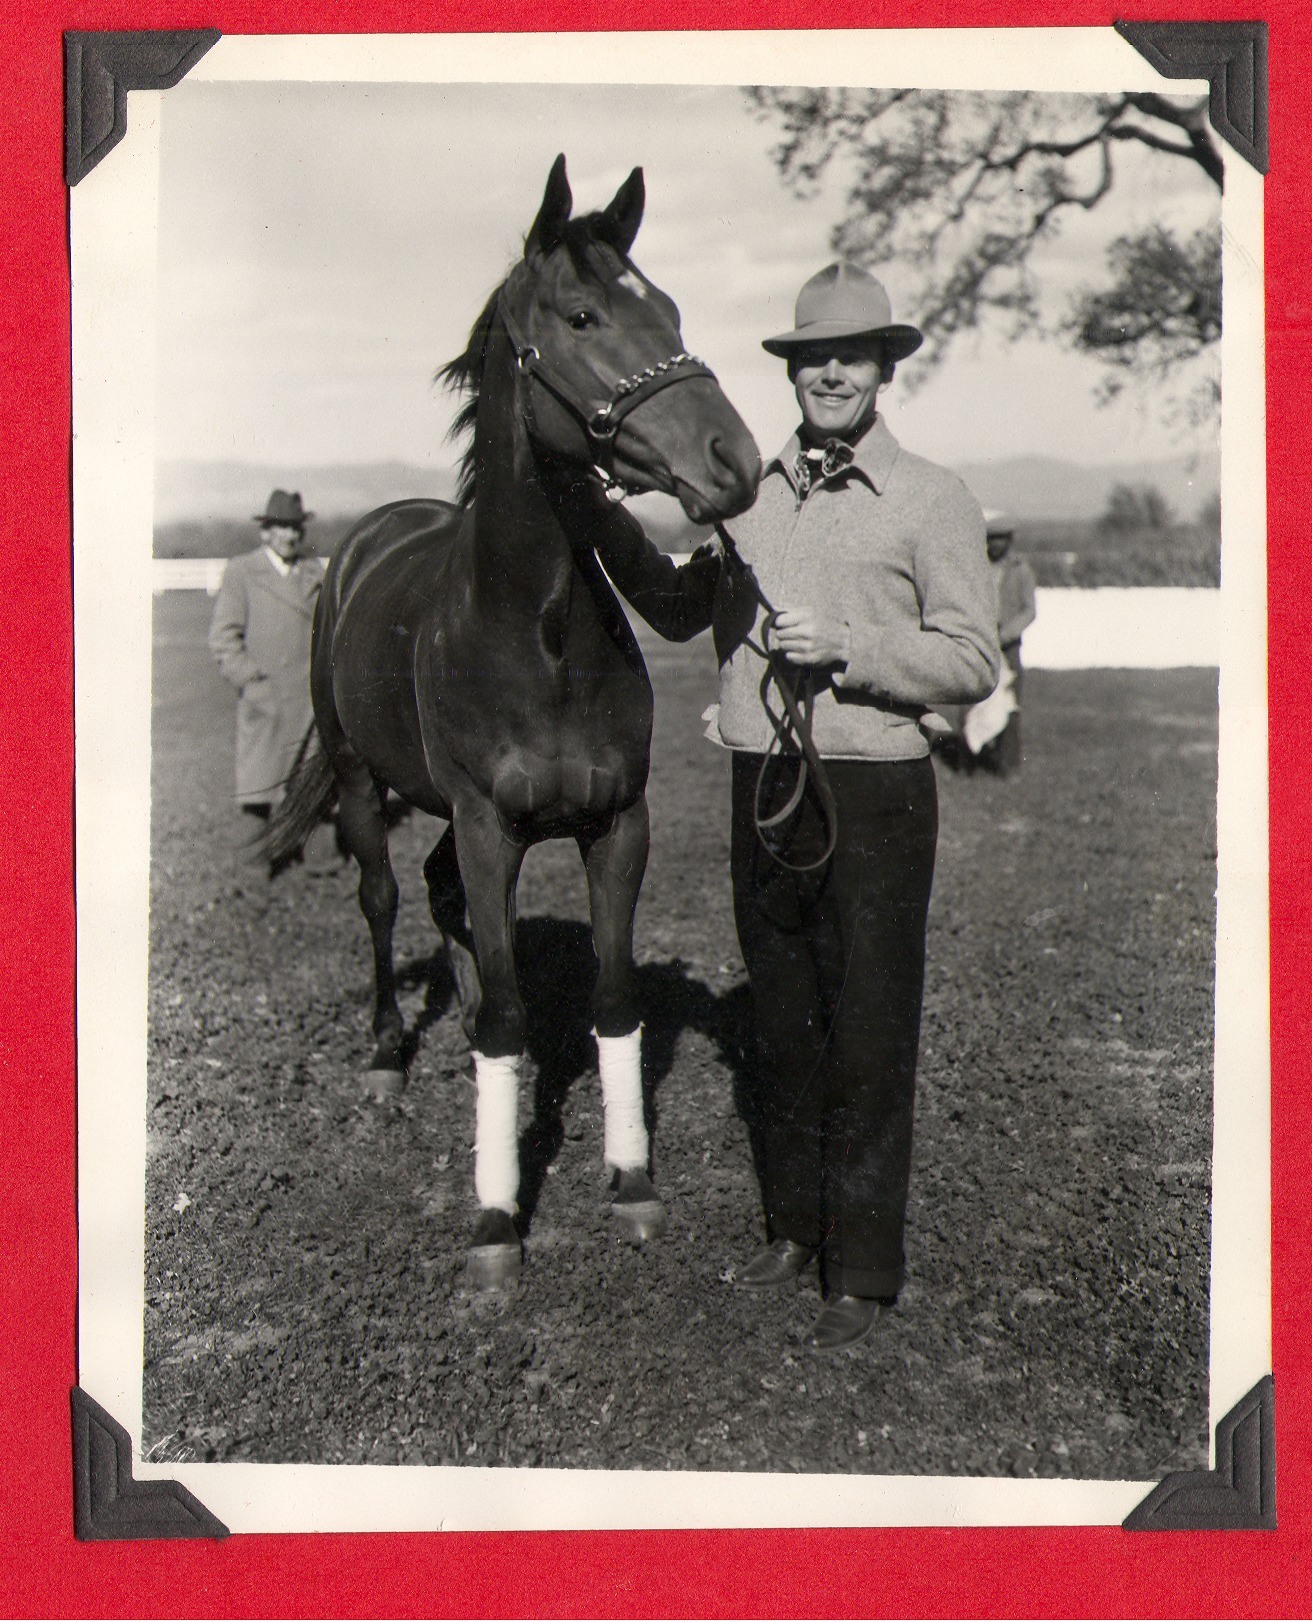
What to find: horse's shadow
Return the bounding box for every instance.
[385,916,760,1232]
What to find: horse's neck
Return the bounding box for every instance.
[469,336,576,620]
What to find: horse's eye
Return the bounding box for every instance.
[569,310,598,331]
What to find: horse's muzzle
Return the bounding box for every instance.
[668,423,761,524]
[610,375,761,523]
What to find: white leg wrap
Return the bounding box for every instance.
[472,1051,520,1213]
[596,1026,648,1171]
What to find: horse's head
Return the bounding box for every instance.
[500,155,761,524]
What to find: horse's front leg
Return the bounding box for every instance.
[422,824,482,1045]
[578,795,666,1241]
[452,797,528,1289]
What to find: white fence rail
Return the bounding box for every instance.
[153,559,1221,669]
[1023,587,1219,670]
[153,557,229,595]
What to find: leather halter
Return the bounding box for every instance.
[498,294,717,490]
[713,520,839,874]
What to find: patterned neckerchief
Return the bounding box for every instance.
[792,436,858,499]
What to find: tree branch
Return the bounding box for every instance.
[1123,90,1208,130]
[1107,124,1204,163]
[1123,92,1222,185]
[746,86,1223,407]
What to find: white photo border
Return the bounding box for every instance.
[71,27,1268,1533]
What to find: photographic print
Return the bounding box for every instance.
[70,28,1268,1535]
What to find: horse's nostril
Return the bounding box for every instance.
[708,434,757,493]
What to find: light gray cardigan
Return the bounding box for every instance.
[597,414,1001,762]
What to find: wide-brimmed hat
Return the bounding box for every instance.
[762,263,924,362]
[253,489,314,528]
[984,509,1016,538]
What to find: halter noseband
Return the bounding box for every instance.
[498,295,717,495]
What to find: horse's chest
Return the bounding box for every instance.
[498,677,650,826]
[490,742,639,831]
[419,629,650,828]
[430,621,649,731]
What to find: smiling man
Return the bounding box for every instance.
[592,261,1000,1355]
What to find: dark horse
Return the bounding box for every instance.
[267,157,760,1288]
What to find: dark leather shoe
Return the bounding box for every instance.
[736,1238,818,1289]
[803,1294,880,1353]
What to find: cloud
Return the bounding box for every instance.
[155,79,1219,471]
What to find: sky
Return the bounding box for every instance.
[155,79,1221,481]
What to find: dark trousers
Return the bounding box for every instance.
[731,751,938,1299]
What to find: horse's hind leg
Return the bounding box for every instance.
[422,826,481,1044]
[579,796,665,1241]
[334,763,406,1099]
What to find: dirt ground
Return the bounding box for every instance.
[143,590,1216,1480]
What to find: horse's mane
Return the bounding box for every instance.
[437,216,623,508]
[437,284,503,509]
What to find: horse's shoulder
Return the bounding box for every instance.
[347,497,462,546]
[328,499,466,620]
[338,499,461,562]
[369,496,462,523]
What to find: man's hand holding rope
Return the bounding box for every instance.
[766,608,852,669]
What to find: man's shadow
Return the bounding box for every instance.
[386,916,763,1232]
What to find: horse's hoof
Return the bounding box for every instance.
[467,1244,522,1291]
[364,1068,406,1104]
[467,1209,522,1291]
[610,1169,667,1242]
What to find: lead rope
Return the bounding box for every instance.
[712,521,838,873]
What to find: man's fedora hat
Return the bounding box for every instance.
[762,262,924,362]
[253,489,314,527]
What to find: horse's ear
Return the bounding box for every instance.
[597,167,644,256]
[526,153,573,259]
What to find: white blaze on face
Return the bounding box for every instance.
[616,270,649,301]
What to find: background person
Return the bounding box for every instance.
[208,489,337,892]
[590,262,1000,1353]
[929,511,1037,775]
[979,510,1038,775]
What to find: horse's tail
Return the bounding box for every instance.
[260,727,339,868]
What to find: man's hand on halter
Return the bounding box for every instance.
[768,607,852,669]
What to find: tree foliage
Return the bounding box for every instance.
[746,88,1222,403]
[1098,481,1175,533]
[1068,222,1220,399]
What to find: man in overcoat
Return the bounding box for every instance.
[208,489,330,883]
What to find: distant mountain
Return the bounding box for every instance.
[156,448,1222,537]
[953,451,1220,525]
[154,459,459,526]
